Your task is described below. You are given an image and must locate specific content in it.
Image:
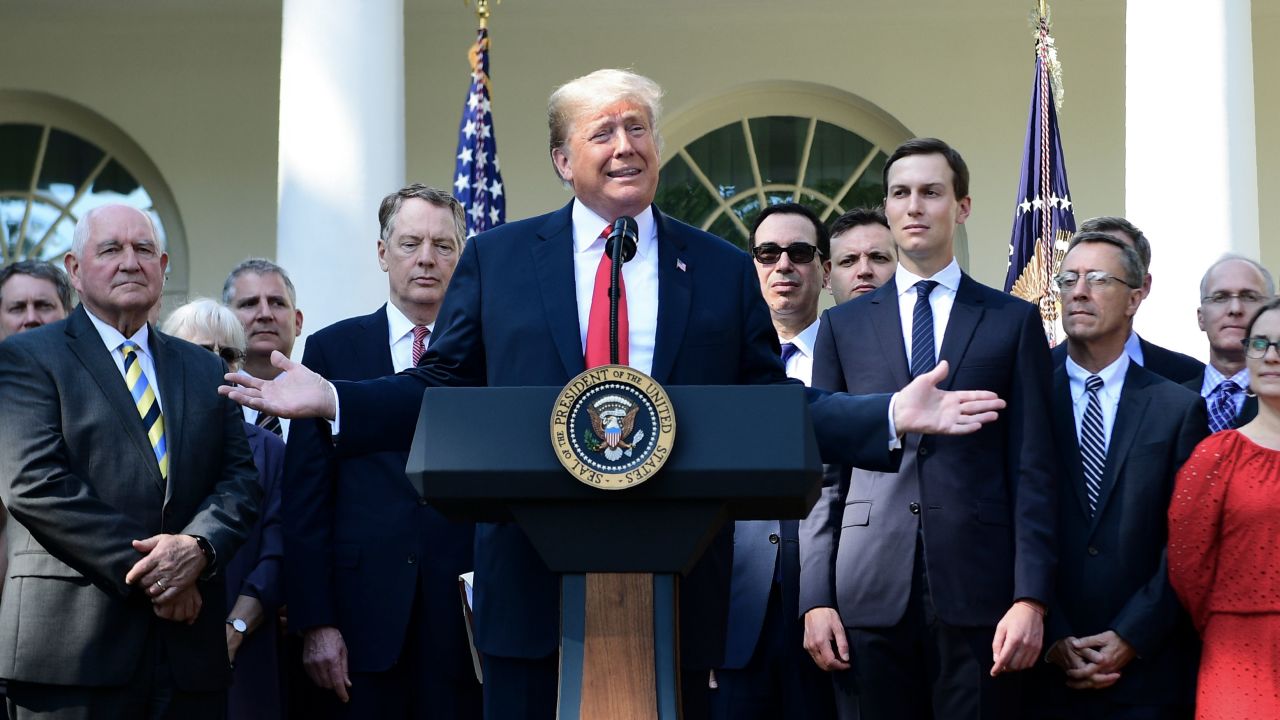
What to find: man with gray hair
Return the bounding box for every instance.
[1185,254,1275,432]
[223,258,304,439]
[1067,216,1204,384]
[283,185,480,717]
[0,204,260,718]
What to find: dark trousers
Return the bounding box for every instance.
[836,536,1022,720]
[712,582,835,720]
[6,633,225,720]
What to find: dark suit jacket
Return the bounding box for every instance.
[1182,370,1258,429]
[331,201,897,668]
[800,274,1058,628]
[1051,336,1204,386]
[0,306,261,690]
[1042,361,1204,707]
[285,306,475,676]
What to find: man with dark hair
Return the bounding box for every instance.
[0,260,73,341]
[1070,216,1204,384]
[1036,231,1204,719]
[1185,254,1275,431]
[827,208,896,303]
[713,202,834,719]
[223,258,304,439]
[284,184,481,717]
[802,137,1057,719]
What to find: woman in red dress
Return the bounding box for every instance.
[1169,298,1280,720]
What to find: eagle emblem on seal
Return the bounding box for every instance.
[584,395,646,462]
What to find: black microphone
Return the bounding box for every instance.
[607,216,638,365]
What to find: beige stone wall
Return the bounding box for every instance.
[1254,1,1279,272]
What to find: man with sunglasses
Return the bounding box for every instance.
[1033,231,1205,719]
[1185,255,1275,432]
[713,203,835,719]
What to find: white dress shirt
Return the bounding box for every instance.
[387,302,435,374]
[1123,331,1146,367]
[572,200,659,375]
[1200,363,1249,415]
[85,309,163,412]
[895,259,961,362]
[781,319,820,387]
[1065,353,1129,453]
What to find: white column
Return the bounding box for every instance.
[1126,0,1258,360]
[277,0,405,351]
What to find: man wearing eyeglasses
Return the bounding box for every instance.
[1185,255,1275,432]
[800,137,1057,720]
[1034,231,1205,719]
[714,203,835,720]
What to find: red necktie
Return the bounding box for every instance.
[411,325,430,366]
[584,226,628,369]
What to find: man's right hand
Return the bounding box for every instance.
[220,350,336,420]
[803,607,851,671]
[303,626,351,702]
[894,361,1005,436]
[153,585,202,624]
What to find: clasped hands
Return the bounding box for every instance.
[124,533,208,624]
[1046,630,1136,689]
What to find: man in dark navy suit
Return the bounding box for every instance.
[284,185,480,718]
[1035,231,1205,719]
[801,138,1057,720]
[1184,254,1273,432]
[223,72,1004,720]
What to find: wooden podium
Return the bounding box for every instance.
[408,384,821,719]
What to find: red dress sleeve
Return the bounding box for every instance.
[1167,433,1231,633]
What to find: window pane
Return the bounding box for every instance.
[36,128,104,205]
[656,154,717,228]
[707,211,747,250]
[35,216,75,261]
[764,190,797,206]
[836,151,888,211]
[0,124,43,192]
[794,192,831,219]
[732,196,763,236]
[806,121,876,208]
[748,116,806,186]
[683,122,754,202]
[71,158,151,217]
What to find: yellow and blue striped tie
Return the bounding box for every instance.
[121,341,168,480]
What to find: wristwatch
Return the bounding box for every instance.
[227,618,248,634]
[188,534,217,579]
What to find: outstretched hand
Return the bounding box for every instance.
[219,350,336,420]
[893,361,1005,436]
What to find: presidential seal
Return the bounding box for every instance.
[550,364,676,490]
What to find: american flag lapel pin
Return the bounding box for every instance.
[676,259,687,272]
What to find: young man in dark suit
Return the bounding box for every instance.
[801,138,1057,720]
[1036,231,1206,719]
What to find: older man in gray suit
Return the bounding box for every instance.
[0,204,261,719]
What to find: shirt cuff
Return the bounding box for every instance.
[887,392,902,450]
[326,380,341,437]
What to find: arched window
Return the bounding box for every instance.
[0,91,187,301]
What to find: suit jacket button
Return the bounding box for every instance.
[919,447,930,457]
[407,554,418,564]
[1087,546,1100,556]
[909,502,921,515]
[418,497,430,506]
[768,533,780,544]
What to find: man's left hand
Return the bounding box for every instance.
[895,361,1006,436]
[153,585,203,625]
[1066,630,1135,689]
[125,534,208,601]
[991,600,1044,676]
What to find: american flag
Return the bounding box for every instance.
[453,27,506,237]
[1003,7,1075,345]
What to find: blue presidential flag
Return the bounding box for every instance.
[1004,10,1075,344]
[454,27,506,237]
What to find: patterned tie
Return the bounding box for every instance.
[1208,380,1241,433]
[584,225,628,369]
[1080,374,1107,516]
[910,280,939,377]
[779,342,799,365]
[121,341,168,480]
[411,325,430,367]
[255,412,282,437]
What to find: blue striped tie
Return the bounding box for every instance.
[1080,375,1106,516]
[910,280,939,377]
[121,341,168,480]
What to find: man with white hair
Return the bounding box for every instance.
[222,70,1004,720]
[0,204,260,718]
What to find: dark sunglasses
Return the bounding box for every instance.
[751,242,822,265]
[199,344,246,366]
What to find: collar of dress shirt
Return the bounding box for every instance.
[1123,330,1146,366]
[385,301,435,348]
[1065,351,1130,405]
[1202,363,1249,398]
[894,257,961,297]
[572,201,657,260]
[85,306,152,362]
[782,318,821,359]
